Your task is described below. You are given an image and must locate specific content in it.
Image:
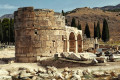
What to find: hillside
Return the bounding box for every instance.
[0,14,14,19]
[94,4,120,11]
[65,7,120,41]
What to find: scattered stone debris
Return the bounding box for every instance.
[91,58,98,64]
[0,65,120,80]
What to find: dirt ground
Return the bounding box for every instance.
[1,47,120,73]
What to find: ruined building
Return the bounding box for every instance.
[14,7,83,62]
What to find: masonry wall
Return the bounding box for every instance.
[14,7,83,63]
[83,38,95,51]
[14,7,66,62]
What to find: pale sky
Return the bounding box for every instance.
[0,0,120,16]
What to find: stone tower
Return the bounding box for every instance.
[14,7,83,63]
[14,7,66,62]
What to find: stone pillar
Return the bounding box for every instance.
[76,40,78,53]
[82,40,83,52]
[67,40,69,52]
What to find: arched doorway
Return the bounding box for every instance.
[77,34,82,53]
[69,32,76,52]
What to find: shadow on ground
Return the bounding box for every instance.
[38,58,99,68]
[0,57,15,64]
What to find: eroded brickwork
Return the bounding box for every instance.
[14,7,83,63]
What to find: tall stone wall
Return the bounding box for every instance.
[14,7,66,62]
[83,38,95,51]
[14,7,83,63]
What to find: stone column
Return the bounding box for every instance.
[76,40,78,53]
[67,40,69,52]
[82,40,83,52]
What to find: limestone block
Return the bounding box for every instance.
[33,41,41,47]
[56,35,62,41]
[53,30,60,35]
[26,53,34,57]
[56,41,63,47]
[38,30,45,35]
[46,30,54,35]
[50,48,57,54]
[35,48,43,53]
[16,53,26,57]
[57,47,63,52]
[49,35,56,41]
[34,35,40,41]
[28,57,37,62]
[59,30,66,35]
[16,57,29,62]
[39,35,49,41]
[46,41,53,47]
[41,40,46,47]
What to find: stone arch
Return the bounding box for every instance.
[69,32,76,52]
[77,34,82,53]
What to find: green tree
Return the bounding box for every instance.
[77,21,82,30]
[96,21,101,39]
[94,22,97,39]
[65,19,67,25]
[10,18,14,43]
[84,23,91,38]
[102,19,110,42]
[62,10,65,16]
[0,20,3,42]
[71,17,76,27]
[2,18,10,44]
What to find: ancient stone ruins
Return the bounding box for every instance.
[14,7,97,63]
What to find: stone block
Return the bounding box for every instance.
[41,40,46,47]
[46,41,53,47]
[57,47,63,52]
[56,35,62,41]
[49,35,56,40]
[34,35,40,41]
[33,41,41,47]
[54,30,60,35]
[56,41,63,47]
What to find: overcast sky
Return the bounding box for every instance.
[0,0,120,16]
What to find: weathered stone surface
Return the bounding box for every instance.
[93,71,104,77]
[0,69,9,76]
[19,70,33,78]
[0,76,12,80]
[83,69,91,75]
[64,67,70,72]
[38,68,46,73]
[67,53,81,60]
[91,58,98,64]
[96,57,107,63]
[47,66,57,74]
[60,52,69,58]
[14,7,83,63]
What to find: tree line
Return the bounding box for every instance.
[0,18,14,45]
[0,10,110,45]
[62,10,109,42]
[71,18,109,42]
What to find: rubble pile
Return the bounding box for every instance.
[0,66,120,80]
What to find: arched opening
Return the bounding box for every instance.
[69,32,76,52]
[77,34,82,53]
